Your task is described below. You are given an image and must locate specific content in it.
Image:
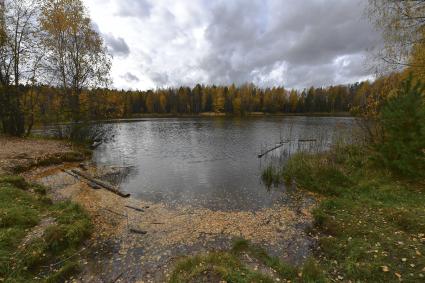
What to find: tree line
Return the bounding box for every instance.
[22,77,403,125]
[0,0,423,137]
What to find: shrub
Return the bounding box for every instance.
[374,75,425,178]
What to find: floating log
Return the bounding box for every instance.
[129,228,147,235]
[298,139,317,142]
[125,205,144,212]
[90,141,102,150]
[70,169,130,198]
[258,141,289,158]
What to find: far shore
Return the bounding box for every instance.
[131,111,352,118]
[82,111,353,125]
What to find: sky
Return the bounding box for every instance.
[84,0,382,90]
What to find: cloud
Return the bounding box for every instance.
[115,0,152,18]
[122,72,140,82]
[84,0,381,90]
[103,33,130,58]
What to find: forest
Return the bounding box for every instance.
[19,74,400,122]
[0,0,410,137]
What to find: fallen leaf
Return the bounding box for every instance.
[381,266,390,272]
[395,272,401,279]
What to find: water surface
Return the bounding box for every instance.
[93,116,356,210]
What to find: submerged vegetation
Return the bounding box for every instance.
[0,175,92,282]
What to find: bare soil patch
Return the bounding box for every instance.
[0,136,84,174]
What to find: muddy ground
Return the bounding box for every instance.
[2,137,316,283]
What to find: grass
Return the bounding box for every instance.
[169,239,326,283]
[264,144,425,282]
[0,175,92,282]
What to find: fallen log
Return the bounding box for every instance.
[125,205,144,212]
[70,169,130,198]
[258,141,289,158]
[102,207,127,218]
[129,228,147,235]
[298,139,317,142]
[63,169,102,190]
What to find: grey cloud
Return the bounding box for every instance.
[116,0,152,18]
[104,34,130,57]
[122,72,140,82]
[198,0,380,87]
[147,71,169,87]
[90,0,381,89]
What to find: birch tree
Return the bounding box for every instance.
[368,0,425,76]
[0,0,42,136]
[40,0,111,122]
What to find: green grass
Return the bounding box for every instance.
[271,144,425,282]
[169,239,326,283]
[0,175,92,282]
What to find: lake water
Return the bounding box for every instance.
[93,116,356,210]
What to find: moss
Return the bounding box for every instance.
[231,239,298,280]
[0,175,29,190]
[169,251,275,283]
[300,258,326,283]
[45,261,81,283]
[33,184,47,195]
[0,175,92,282]
[169,239,326,283]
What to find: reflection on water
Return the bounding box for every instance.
[93,116,356,210]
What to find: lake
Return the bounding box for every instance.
[93,116,357,210]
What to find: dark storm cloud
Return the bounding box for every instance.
[86,0,381,89]
[199,0,380,87]
[104,34,130,58]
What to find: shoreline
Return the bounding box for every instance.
[0,136,316,282]
[29,112,353,128]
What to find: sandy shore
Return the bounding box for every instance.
[1,137,315,282]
